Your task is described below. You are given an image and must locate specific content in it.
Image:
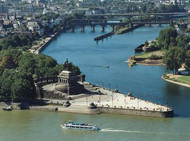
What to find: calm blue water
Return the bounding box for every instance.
[42,25,190,117]
[1,25,189,141]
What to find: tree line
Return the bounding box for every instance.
[0,49,81,102]
[154,26,190,74]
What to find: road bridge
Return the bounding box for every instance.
[87,12,188,17]
[69,19,171,32]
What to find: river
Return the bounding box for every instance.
[1,25,190,141]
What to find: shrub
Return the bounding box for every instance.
[148,54,162,60]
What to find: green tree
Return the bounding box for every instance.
[4,37,14,49]
[0,74,12,101]
[12,34,22,47]
[157,27,177,50]
[176,35,190,50]
[0,70,36,101]
[18,53,37,74]
[163,47,186,74]
[11,73,36,101]
[21,35,31,46]
[185,50,190,69]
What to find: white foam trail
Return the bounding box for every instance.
[101,128,140,133]
[100,128,190,136]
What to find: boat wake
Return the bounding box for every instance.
[100,128,190,136]
[101,128,140,133]
[81,65,109,68]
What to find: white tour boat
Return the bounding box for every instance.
[60,121,100,131]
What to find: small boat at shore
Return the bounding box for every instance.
[3,105,13,111]
[60,121,100,131]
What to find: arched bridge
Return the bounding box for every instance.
[69,19,172,32]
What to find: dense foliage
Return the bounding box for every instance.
[186,50,190,69]
[157,26,190,73]
[163,47,186,74]
[0,35,33,50]
[18,53,58,78]
[0,49,81,101]
[157,27,178,50]
[0,70,36,101]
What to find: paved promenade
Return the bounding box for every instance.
[41,82,172,114]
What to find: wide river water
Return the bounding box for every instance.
[1,25,190,141]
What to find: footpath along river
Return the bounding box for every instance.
[0,25,190,141]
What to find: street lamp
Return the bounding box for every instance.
[125,95,127,108]
[86,95,88,105]
[99,94,101,106]
[112,92,113,107]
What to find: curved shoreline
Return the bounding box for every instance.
[127,58,164,66]
[161,76,190,88]
[30,26,67,54]
[0,83,174,118]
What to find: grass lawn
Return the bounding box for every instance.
[178,76,190,84]
[135,50,164,59]
[115,26,128,34]
[164,74,190,85]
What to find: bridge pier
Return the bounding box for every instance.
[158,23,161,27]
[101,26,105,32]
[91,26,95,32]
[88,20,91,24]
[71,26,75,32]
[103,20,107,24]
[129,23,133,28]
[148,23,152,27]
[111,25,115,32]
[81,26,85,32]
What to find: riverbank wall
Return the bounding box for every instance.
[33,25,70,54]
[29,102,173,117]
[38,28,65,54]
[0,102,30,110]
[97,88,173,118]
[33,81,174,118]
[98,107,173,117]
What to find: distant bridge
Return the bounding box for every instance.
[132,21,171,25]
[87,12,188,17]
[69,19,172,32]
